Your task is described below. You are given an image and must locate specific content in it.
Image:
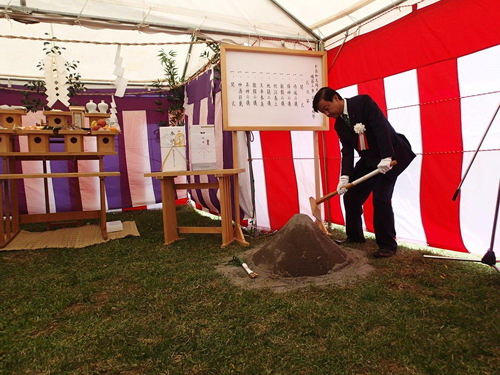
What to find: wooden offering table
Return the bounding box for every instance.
[144,169,249,248]
[0,151,119,248]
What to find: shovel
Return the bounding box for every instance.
[309,160,397,221]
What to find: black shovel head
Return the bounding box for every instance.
[481,249,497,266]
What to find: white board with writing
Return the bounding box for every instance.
[221,45,328,131]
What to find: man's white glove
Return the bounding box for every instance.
[337,175,349,195]
[377,157,393,174]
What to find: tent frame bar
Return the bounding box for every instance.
[6,2,414,48]
[322,0,409,44]
[5,5,315,45]
[267,0,320,41]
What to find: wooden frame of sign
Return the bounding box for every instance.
[221,45,328,227]
[220,44,328,132]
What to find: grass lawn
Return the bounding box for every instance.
[1,206,499,375]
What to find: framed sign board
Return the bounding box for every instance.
[221,45,328,131]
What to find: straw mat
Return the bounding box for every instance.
[1,221,140,251]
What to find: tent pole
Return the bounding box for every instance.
[310,0,377,30]
[318,41,331,227]
[267,0,320,41]
[322,0,408,44]
[182,41,194,82]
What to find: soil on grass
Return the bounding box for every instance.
[217,214,374,292]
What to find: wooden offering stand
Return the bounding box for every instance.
[43,110,71,128]
[85,112,110,127]
[0,108,27,130]
[0,129,15,153]
[0,109,121,248]
[91,129,119,153]
[43,111,81,152]
[86,113,117,153]
[0,108,27,153]
[59,129,88,152]
[21,111,76,153]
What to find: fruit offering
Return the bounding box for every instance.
[91,118,108,131]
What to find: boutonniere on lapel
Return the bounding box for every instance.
[353,123,369,150]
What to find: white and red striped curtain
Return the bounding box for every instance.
[248,0,500,255]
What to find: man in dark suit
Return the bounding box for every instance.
[313,87,416,258]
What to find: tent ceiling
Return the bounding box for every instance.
[0,0,440,85]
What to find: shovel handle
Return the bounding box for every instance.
[317,190,339,204]
[316,160,397,205]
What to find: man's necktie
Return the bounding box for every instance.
[342,114,351,128]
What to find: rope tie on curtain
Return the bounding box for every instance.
[74,0,89,26]
[137,7,153,31]
[2,0,12,24]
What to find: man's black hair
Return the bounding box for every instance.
[312,87,343,112]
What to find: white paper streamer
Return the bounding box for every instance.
[43,54,70,108]
[114,76,128,98]
[114,45,128,97]
[110,95,118,121]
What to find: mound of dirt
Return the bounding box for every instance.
[252,214,352,277]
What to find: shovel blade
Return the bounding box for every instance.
[309,196,322,221]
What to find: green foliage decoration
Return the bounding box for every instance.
[153,41,221,127]
[153,49,186,127]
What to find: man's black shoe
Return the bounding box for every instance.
[334,238,365,245]
[373,249,396,258]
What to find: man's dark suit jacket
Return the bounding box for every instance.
[335,94,416,179]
